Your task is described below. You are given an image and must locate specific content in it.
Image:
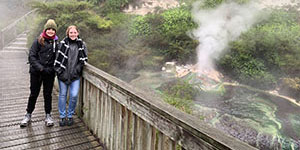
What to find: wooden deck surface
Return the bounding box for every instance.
[0,33,103,150]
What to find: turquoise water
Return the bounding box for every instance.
[129,71,300,150]
[186,73,300,150]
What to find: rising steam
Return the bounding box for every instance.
[191,1,262,75]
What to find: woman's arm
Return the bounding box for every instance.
[28,39,43,71]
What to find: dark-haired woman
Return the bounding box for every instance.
[20,19,59,127]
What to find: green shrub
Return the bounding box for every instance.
[130,15,154,37]
[219,9,300,89]
[88,48,110,71]
[201,0,250,8]
[30,0,112,38]
[87,20,163,76]
[130,7,198,63]
[160,79,197,114]
[107,13,135,27]
[96,0,133,13]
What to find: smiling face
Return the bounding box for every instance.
[68,27,79,40]
[45,28,56,37]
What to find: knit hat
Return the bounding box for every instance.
[44,19,57,31]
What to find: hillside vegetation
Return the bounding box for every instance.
[26,1,300,149]
[28,0,300,99]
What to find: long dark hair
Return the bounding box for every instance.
[38,35,45,47]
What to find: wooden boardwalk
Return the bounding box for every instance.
[0,33,103,150]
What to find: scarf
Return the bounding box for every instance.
[41,30,58,40]
[54,37,88,74]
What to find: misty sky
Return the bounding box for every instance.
[0,0,31,28]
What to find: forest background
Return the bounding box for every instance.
[1,0,299,114]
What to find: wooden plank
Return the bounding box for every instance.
[157,131,163,150]
[0,35,103,150]
[115,102,121,150]
[151,127,157,150]
[89,84,97,132]
[126,110,133,150]
[103,89,108,144]
[121,105,128,150]
[132,113,137,150]
[136,117,142,150]
[82,80,89,124]
[98,90,105,140]
[107,90,113,149]
[110,98,116,150]
[94,89,100,136]
[83,72,108,93]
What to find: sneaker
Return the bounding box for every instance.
[20,113,31,127]
[67,118,73,126]
[59,118,66,127]
[45,114,54,127]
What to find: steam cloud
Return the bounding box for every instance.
[191,1,262,74]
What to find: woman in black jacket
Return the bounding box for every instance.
[20,19,59,127]
[54,25,87,126]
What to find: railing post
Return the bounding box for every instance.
[76,76,84,118]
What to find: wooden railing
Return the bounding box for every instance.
[77,63,257,150]
[0,10,36,49]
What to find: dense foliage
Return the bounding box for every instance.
[160,79,197,114]
[87,13,165,78]
[219,10,300,89]
[86,0,133,13]
[130,6,198,63]
[28,0,300,91]
[29,0,112,39]
[200,0,249,8]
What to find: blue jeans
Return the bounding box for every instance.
[58,79,80,119]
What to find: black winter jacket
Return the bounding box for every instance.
[28,38,58,74]
[54,37,87,84]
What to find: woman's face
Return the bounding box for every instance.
[45,28,56,37]
[68,28,79,40]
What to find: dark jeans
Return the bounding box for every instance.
[26,72,55,114]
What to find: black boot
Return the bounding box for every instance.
[67,118,73,126]
[59,118,66,126]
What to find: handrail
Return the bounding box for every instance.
[78,63,257,150]
[1,10,35,32]
[0,9,36,49]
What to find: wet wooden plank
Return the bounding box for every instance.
[0,34,103,150]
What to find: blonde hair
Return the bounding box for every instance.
[66,25,79,37]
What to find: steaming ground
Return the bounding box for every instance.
[191,1,262,74]
[128,1,299,149]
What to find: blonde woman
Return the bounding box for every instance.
[54,25,87,126]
